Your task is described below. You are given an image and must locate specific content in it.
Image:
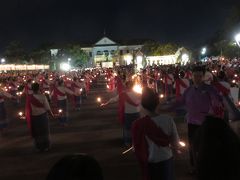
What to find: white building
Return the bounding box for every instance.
[86,37,143,67]
[50,37,189,69]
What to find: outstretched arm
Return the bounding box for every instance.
[100,95,119,107]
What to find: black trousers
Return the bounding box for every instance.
[187,123,201,167]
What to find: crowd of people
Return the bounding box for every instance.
[1,60,240,179]
[0,69,99,151]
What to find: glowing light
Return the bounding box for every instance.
[179,141,186,147]
[107,85,109,89]
[232,80,236,84]
[97,97,101,103]
[60,63,71,71]
[181,54,189,65]
[1,58,6,63]
[44,91,50,94]
[235,33,240,47]
[160,94,164,98]
[201,47,207,55]
[133,84,142,94]
[58,109,63,113]
[124,54,133,65]
[80,88,83,92]
[234,74,238,77]
[18,112,23,116]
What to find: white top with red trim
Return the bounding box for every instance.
[31,94,51,116]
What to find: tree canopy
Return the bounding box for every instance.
[65,44,90,67]
[142,41,178,56]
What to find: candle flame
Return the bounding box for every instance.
[97,97,101,103]
[133,84,142,94]
[179,141,186,147]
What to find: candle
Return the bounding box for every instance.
[122,146,133,154]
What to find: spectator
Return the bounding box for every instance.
[46,154,103,180]
[195,116,240,180]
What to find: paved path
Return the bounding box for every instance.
[0,77,194,180]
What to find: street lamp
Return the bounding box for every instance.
[1,58,5,64]
[235,33,240,47]
[201,47,207,55]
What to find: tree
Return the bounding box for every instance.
[65,44,90,67]
[4,41,27,63]
[29,43,53,64]
[154,43,178,56]
[142,41,178,56]
[142,41,160,56]
[206,3,240,57]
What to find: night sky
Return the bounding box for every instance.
[0,0,238,51]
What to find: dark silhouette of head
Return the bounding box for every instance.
[141,87,159,112]
[46,154,103,180]
[31,83,40,93]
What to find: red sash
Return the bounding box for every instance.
[42,79,48,86]
[175,78,188,98]
[71,82,80,89]
[71,82,81,108]
[132,116,170,180]
[213,82,230,96]
[115,76,124,95]
[9,82,17,89]
[25,95,44,136]
[52,87,66,105]
[108,78,115,91]
[185,71,192,79]
[166,74,173,81]
[124,92,139,107]
[85,80,90,93]
[24,84,30,95]
[164,74,173,96]
[54,87,65,96]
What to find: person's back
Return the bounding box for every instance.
[147,114,179,163]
